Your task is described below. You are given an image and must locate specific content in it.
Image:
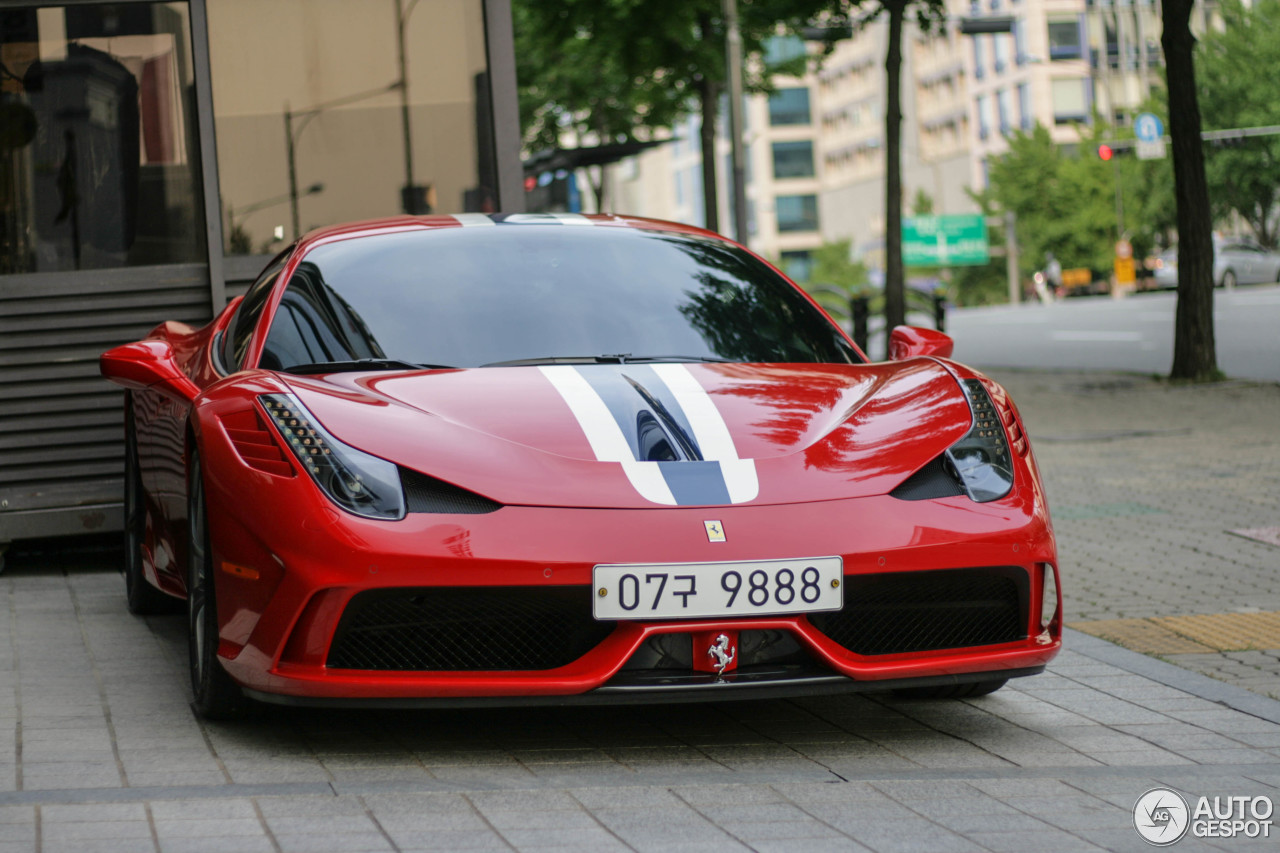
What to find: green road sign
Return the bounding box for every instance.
[903,214,989,266]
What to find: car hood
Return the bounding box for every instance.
[282,359,973,509]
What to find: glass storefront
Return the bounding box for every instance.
[1,2,204,273]
[206,0,494,257]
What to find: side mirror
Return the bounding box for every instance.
[888,326,954,360]
[100,340,198,400]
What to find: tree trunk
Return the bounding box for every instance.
[882,0,906,355]
[698,74,721,234]
[1163,0,1218,380]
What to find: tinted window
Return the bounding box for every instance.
[768,88,810,126]
[772,141,815,179]
[261,225,859,369]
[224,255,287,370]
[776,196,819,232]
[0,3,205,273]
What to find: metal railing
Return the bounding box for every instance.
[807,285,947,355]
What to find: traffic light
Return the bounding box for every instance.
[1097,144,1114,161]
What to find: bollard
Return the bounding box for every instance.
[851,296,869,355]
[933,293,946,333]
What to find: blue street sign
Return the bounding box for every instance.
[1135,113,1164,143]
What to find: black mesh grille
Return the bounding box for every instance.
[809,568,1027,656]
[327,587,614,671]
[400,468,502,514]
[891,456,966,501]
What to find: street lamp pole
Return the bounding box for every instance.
[285,105,301,240]
[395,0,423,212]
[284,83,400,241]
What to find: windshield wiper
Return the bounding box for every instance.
[617,355,735,364]
[482,354,734,367]
[283,358,454,375]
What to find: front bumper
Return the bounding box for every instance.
[204,464,1061,703]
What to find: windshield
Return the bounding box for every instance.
[259,224,861,370]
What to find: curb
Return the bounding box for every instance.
[1064,627,1280,725]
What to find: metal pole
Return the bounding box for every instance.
[1005,209,1020,304]
[851,296,869,355]
[285,106,300,241]
[1113,155,1124,239]
[395,0,417,212]
[722,0,749,245]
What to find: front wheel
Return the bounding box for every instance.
[893,678,1008,701]
[187,450,247,720]
[1220,269,1237,289]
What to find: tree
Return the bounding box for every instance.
[1163,0,1218,381]
[513,0,842,221]
[1197,0,1280,247]
[840,0,947,354]
[979,125,1117,279]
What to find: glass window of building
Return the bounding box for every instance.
[776,195,818,233]
[1018,83,1033,130]
[993,32,1010,72]
[772,141,815,179]
[780,250,813,283]
[1051,78,1089,124]
[768,88,811,126]
[206,0,493,257]
[763,35,806,67]
[997,89,1012,135]
[1048,18,1084,61]
[1,4,205,273]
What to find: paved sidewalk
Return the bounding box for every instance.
[984,370,1280,700]
[1,560,1280,852]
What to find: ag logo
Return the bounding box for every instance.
[1134,788,1190,846]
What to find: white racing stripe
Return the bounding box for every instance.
[538,366,676,505]
[651,364,759,503]
[452,213,495,227]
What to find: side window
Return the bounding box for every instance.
[222,256,288,371]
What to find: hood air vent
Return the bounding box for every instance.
[400,468,502,514]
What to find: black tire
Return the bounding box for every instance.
[893,678,1008,701]
[187,450,248,720]
[124,400,177,615]
[1220,269,1237,289]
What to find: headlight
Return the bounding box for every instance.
[260,394,406,520]
[945,378,1014,502]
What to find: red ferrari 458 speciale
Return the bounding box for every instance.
[101,213,1060,719]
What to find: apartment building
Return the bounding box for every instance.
[606,0,1199,282]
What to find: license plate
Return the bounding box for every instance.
[592,557,843,620]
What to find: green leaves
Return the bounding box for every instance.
[1197,0,1280,247]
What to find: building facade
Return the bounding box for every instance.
[606,0,1208,283]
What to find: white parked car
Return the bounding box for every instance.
[1153,237,1280,289]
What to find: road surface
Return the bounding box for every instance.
[944,284,1280,382]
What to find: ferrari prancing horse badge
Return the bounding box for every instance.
[704,520,726,542]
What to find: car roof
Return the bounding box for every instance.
[292,213,731,257]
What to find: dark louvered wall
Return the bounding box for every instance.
[0,263,213,542]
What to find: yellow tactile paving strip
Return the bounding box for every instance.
[1070,611,1280,654]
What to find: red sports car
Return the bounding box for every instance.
[101,213,1060,719]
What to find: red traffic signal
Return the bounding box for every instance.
[1097,144,1114,161]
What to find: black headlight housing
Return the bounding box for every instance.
[260,393,406,520]
[944,378,1015,503]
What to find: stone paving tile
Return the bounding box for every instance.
[156,837,276,853]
